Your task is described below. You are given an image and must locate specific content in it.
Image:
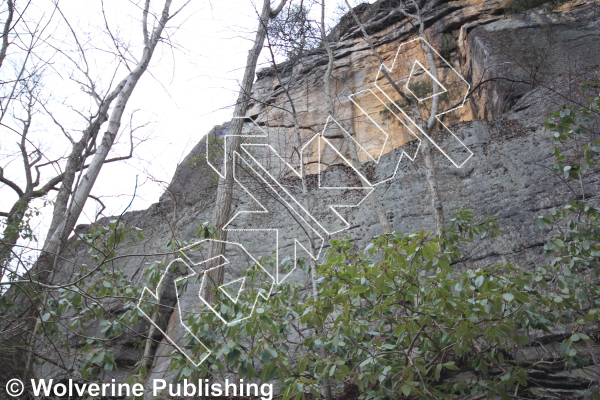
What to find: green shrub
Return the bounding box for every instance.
[173,203,599,399]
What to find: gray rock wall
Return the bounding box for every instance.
[33,1,600,397]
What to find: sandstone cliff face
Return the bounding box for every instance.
[32,0,600,397]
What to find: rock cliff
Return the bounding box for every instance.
[25,0,600,398]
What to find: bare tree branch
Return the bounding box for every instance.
[0,166,24,197]
[0,0,14,69]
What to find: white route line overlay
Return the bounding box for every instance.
[138,37,475,366]
[225,133,372,283]
[136,239,274,367]
[370,37,473,178]
[349,88,422,186]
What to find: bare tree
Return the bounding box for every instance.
[124,1,291,386]
[264,2,321,299]
[322,0,393,233]
[204,0,288,300]
[0,0,184,384]
[0,0,14,70]
[264,13,331,399]
[343,0,447,236]
[0,0,179,282]
[35,0,177,282]
[397,0,445,236]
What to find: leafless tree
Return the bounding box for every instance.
[125,0,291,386]
[0,0,186,383]
[321,1,393,234]
[35,0,179,283]
[264,2,321,293]
[0,0,181,282]
[344,0,446,236]
[396,0,446,236]
[204,0,288,300]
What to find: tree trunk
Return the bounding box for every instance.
[0,199,28,280]
[204,0,287,300]
[322,2,392,234]
[420,137,444,237]
[264,33,322,294]
[37,0,174,285]
[0,0,14,70]
[414,6,445,237]
[1,0,176,383]
[345,0,446,236]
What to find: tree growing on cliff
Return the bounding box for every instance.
[343,0,447,237]
[203,0,288,300]
[264,0,322,296]
[322,0,394,234]
[264,5,336,398]
[268,0,320,59]
[130,0,292,385]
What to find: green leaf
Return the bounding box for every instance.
[474,275,484,288]
[351,285,368,294]
[226,348,240,365]
[402,385,411,396]
[443,362,459,371]
[571,333,580,342]
[333,293,346,305]
[535,217,546,229]
[260,365,278,382]
[422,243,435,261]
[502,293,514,302]
[297,358,307,374]
[513,292,529,303]
[261,350,271,364]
